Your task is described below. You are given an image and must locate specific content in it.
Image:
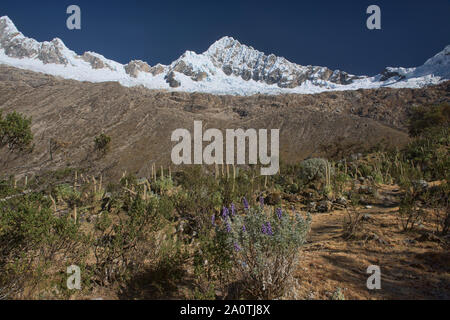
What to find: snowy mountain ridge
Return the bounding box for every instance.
[0,15,449,96]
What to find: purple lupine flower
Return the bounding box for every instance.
[266,222,273,236]
[234,242,241,252]
[231,203,236,216]
[222,206,229,219]
[226,222,231,233]
[211,214,216,226]
[261,223,267,234]
[276,208,283,220]
[259,196,264,208]
[243,197,249,210]
[242,225,246,232]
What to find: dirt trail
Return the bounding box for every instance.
[294,185,450,300]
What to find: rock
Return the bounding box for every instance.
[413,180,429,190]
[358,185,374,195]
[302,188,319,200]
[336,196,348,206]
[149,64,165,76]
[317,200,333,213]
[380,68,406,81]
[366,232,388,245]
[233,108,249,118]
[81,52,114,70]
[307,202,317,213]
[87,213,102,223]
[192,72,208,82]
[39,39,69,65]
[124,60,151,78]
[165,71,181,88]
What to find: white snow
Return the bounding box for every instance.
[0,16,448,96]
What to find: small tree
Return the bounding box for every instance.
[0,111,33,152]
[94,133,111,156]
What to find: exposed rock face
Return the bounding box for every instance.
[38,39,69,65]
[149,64,165,76]
[204,36,358,87]
[193,72,208,82]
[380,68,406,81]
[81,52,113,70]
[124,60,151,78]
[165,71,181,88]
[169,52,212,82]
[0,16,69,65]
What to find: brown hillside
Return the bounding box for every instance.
[0,65,449,180]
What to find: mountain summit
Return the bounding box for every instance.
[0,16,449,95]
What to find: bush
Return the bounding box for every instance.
[193,227,233,298]
[0,111,33,152]
[299,158,333,186]
[92,194,159,285]
[216,203,311,299]
[94,133,111,155]
[408,103,450,137]
[172,167,223,231]
[398,182,427,232]
[426,182,449,235]
[402,127,449,181]
[0,195,84,299]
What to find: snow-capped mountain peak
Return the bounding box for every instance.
[0,15,19,34]
[0,15,449,95]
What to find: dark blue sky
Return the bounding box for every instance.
[1,0,449,75]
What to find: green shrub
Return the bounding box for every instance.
[402,127,449,181]
[398,180,427,232]
[172,167,223,230]
[0,111,33,152]
[94,133,111,155]
[92,193,164,286]
[152,177,174,195]
[299,158,333,185]
[408,103,450,137]
[193,227,233,298]
[425,182,449,235]
[0,195,84,299]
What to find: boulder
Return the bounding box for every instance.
[317,200,333,213]
[165,71,181,88]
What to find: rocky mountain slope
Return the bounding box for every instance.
[0,65,449,180]
[0,16,449,95]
